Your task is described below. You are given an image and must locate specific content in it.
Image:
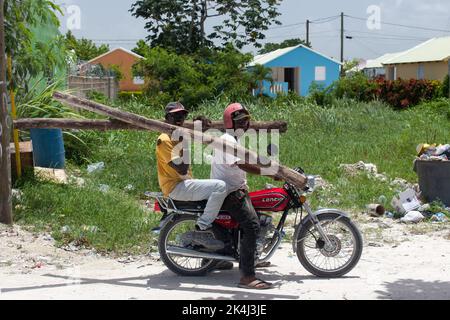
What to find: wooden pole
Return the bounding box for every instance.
[340,12,345,77]
[53,92,308,188]
[306,20,310,46]
[0,0,13,225]
[13,118,288,133]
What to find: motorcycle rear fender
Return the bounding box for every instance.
[292,208,349,252]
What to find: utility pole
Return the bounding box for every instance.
[306,19,310,46]
[0,0,13,225]
[340,12,345,76]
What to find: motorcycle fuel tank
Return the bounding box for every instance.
[249,188,290,212]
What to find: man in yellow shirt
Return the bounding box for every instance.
[156,102,227,251]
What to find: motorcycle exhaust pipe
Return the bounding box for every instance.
[166,246,236,262]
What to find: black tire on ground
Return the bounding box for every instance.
[158,215,218,276]
[296,212,363,278]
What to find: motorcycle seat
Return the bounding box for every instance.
[169,199,228,213]
[170,199,208,212]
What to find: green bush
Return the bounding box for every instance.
[118,91,144,101]
[441,75,449,98]
[133,45,255,108]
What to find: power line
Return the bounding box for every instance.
[345,15,450,33]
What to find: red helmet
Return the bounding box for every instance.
[223,103,250,129]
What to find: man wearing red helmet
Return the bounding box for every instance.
[211,103,280,290]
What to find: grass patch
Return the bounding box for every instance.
[14,180,159,255]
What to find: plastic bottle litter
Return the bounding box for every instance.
[87,162,105,174]
[431,212,448,223]
[384,211,394,219]
[99,184,110,193]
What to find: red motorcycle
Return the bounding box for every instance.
[152,168,363,278]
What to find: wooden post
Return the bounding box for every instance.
[13,118,288,133]
[53,92,308,188]
[340,12,345,77]
[306,20,310,46]
[0,0,13,225]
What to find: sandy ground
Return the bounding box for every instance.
[1,220,450,300]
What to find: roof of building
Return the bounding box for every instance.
[383,37,450,65]
[365,52,404,69]
[83,47,144,66]
[249,44,342,67]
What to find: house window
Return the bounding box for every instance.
[315,66,326,81]
[133,76,145,85]
[417,64,424,80]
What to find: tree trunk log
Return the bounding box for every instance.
[0,0,13,225]
[13,118,287,133]
[53,92,307,188]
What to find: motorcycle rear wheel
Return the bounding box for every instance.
[159,215,218,276]
[296,212,363,278]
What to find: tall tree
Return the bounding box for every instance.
[4,0,66,93]
[64,31,110,62]
[132,39,151,57]
[130,0,282,54]
[258,38,311,55]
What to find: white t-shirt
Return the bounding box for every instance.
[210,133,248,193]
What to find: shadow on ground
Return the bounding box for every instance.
[376,279,450,300]
[0,264,359,300]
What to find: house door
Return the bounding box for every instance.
[284,68,295,92]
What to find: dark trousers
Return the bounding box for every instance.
[222,190,260,277]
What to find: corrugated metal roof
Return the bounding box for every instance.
[249,44,342,66]
[365,52,404,69]
[383,37,450,65]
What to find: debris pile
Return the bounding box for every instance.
[416,143,450,161]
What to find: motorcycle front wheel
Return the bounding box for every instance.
[158,215,218,276]
[296,212,363,278]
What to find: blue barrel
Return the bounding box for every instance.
[30,128,65,169]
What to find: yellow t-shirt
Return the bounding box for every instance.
[156,133,192,197]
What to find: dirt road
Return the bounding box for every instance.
[1,223,450,300]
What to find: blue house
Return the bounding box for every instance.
[250,45,341,97]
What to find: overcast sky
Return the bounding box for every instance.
[55,0,450,60]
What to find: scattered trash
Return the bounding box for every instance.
[34,167,68,184]
[400,211,424,224]
[417,203,431,212]
[12,189,23,201]
[87,162,105,174]
[385,211,394,219]
[431,213,448,223]
[125,184,134,191]
[378,195,387,206]
[82,225,99,233]
[60,226,71,234]
[340,161,378,176]
[368,242,383,247]
[390,178,414,190]
[391,188,421,214]
[366,204,385,217]
[99,184,110,193]
[416,143,450,161]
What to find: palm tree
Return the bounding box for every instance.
[250,64,273,97]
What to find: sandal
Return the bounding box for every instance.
[255,261,271,268]
[238,279,274,290]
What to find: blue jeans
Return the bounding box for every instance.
[169,179,227,230]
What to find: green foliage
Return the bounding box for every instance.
[441,75,449,98]
[258,38,311,54]
[118,91,144,101]
[313,73,442,109]
[16,78,81,119]
[4,0,67,94]
[134,45,254,107]
[64,30,110,61]
[130,0,282,53]
[132,39,151,57]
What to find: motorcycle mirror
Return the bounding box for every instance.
[267,143,279,157]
